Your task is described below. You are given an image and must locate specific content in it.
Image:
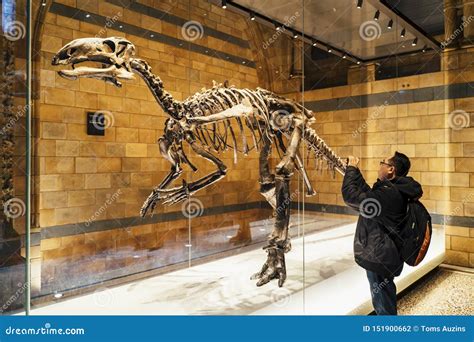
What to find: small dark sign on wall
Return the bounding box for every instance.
[87,111,105,136]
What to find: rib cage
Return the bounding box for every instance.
[182,83,347,176]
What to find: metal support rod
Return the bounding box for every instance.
[25,0,32,315]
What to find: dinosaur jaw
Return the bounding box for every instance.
[57,62,135,87]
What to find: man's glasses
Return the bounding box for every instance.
[380,160,394,167]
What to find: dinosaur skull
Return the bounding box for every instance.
[51,37,136,87]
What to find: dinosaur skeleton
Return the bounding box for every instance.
[52,37,347,287]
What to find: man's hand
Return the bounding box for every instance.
[347,155,360,168]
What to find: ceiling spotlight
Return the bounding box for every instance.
[85,13,91,18]
[357,0,363,9]
[275,22,280,30]
[400,28,406,37]
[412,37,418,46]
[374,10,380,21]
[342,54,347,59]
[293,32,298,39]
[422,45,427,53]
[327,48,332,53]
[356,60,361,64]
[250,12,255,21]
[221,0,227,9]
[312,40,317,47]
[387,19,393,29]
[41,0,46,6]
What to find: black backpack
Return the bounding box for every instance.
[399,200,432,266]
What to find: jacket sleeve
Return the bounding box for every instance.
[341,166,371,211]
[342,166,398,221]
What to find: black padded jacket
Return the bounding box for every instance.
[341,166,423,278]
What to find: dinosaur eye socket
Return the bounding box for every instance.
[67,47,77,56]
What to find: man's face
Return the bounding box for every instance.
[378,156,396,180]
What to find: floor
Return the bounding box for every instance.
[398,268,473,315]
[26,213,445,315]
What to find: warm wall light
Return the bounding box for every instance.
[412,37,418,46]
[221,0,227,9]
[388,19,393,29]
[374,10,380,21]
[400,28,406,37]
[357,0,363,9]
[250,12,255,20]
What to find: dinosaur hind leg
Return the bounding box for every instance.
[252,117,304,287]
[230,134,274,245]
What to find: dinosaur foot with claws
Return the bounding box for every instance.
[251,246,287,287]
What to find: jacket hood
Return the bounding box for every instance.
[390,176,423,200]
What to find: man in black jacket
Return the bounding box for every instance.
[341,151,423,315]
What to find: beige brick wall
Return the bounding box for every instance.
[36,0,263,229]
[286,50,474,268]
[30,0,473,296]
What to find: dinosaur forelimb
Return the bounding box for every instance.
[154,135,228,206]
[140,166,182,216]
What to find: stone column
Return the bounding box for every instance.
[462,0,474,45]
[444,0,459,48]
[347,63,376,84]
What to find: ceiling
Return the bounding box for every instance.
[232,0,443,61]
[384,0,445,37]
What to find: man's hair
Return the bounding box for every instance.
[390,151,411,177]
